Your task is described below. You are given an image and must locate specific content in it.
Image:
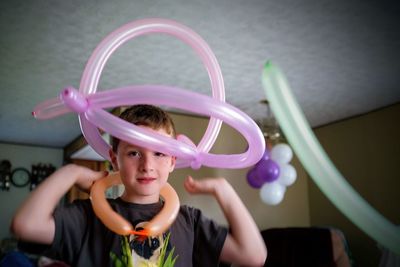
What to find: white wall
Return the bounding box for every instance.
[0,143,63,241]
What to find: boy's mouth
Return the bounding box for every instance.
[137,177,156,184]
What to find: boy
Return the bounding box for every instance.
[12,105,267,266]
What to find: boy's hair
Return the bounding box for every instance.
[111,104,176,152]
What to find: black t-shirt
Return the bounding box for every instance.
[50,198,228,267]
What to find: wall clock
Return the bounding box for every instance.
[11,167,31,187]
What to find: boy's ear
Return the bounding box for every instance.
[169,156,176,173]
[109,149,119,171]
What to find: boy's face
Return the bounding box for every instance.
[110,126,176,203]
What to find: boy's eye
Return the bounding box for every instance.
[128,151,141,157]
[154,152,166,157]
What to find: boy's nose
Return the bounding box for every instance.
[139,154,154,172]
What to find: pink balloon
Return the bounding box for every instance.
[33,18,265,169]
[32,96,70,119]
[78,18,225,163]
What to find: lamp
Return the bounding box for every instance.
[257,99,286,149]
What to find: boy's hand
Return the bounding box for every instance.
[67,164,108,193]
[183,175,229,196]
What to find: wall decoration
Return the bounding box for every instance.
[0,160,57,190]
[30,163,56,190]
[10,167,31,188]
[0,160,12,191]
[247,144,297,205]
[249,101,297,205]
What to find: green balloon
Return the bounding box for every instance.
[262,61,400,254]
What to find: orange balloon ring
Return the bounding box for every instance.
[90,172,180,237]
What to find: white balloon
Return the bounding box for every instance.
[277,164,297,186]
[260,182,286,205]
[271,143,293,164]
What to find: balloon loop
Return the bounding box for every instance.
[60,87,89,114]
[90,172,180,237]
[190,155,202,170]
[32,18,266,238]
[32,18,265,169]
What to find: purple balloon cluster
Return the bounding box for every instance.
[246,149,279,188]
[247,143,297,205]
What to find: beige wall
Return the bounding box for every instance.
[0,112,311,246]
[169,113,310,230]
[3,103,397,265]
[309,103,400,267]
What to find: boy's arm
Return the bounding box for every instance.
[184,176,267,267]
[11,164,107,244]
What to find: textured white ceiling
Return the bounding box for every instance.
[0,0,399,148]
